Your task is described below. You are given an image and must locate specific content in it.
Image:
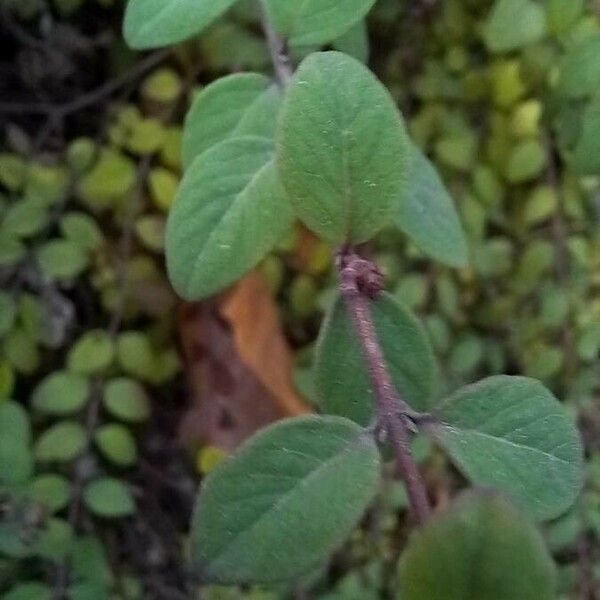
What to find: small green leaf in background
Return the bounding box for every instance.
[5,328,40,375]
[29,474,72,513]
[125,117,165,156]
[83,477,135,517]
[102,377,151,422]
[504,139,547,183]
[183,73,281,168]
[316,293,437,425]
[124,0,238,49]
[135,215,166,253]
[2,583,52,600]
[1,198,49,239]
[66,137,97,173]
[0,400,33,485]
[35,421,87,463]
[34,518,73,560]
[68,583,110,600]
[277,51,410,244]
[94,424,138,467]
[484,0,547,53]
[429,376,583,520]
[37,239,90,280]
[264,0,375,47]
[0,236,26,267]
[398,492,556,600]
[522,185,557,227]
[78,149,136,208]
[32,371,90,415]
[67,330,114,375]
[191,415,381,584]
[546,0,584,35]
[332,20,370,64]
[0,153,27,191]
[115,331,158,382]
[395,145,468,268]
[60,212,104,252]
[573,95,600,175]
[70,535,112,587]
[149,166,179,211]
[557,34,600,99]
[0,291,16,336]
[142,68,183,105]
[166,136,293,300]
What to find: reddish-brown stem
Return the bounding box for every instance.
[338,250,431,525]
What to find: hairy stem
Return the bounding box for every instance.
[258,0,293,88]
[338,250,431,525]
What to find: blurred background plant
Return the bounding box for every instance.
[0,0,599,598]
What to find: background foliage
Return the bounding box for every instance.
[1,0,599,598]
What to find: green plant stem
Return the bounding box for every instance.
[258,0,293,88]
[338,250,431,525]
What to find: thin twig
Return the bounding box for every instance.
[338,250,431,525]
[0,49,169,117]
[258,0,293,88]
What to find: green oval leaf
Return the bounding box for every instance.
[315,293,438,425]
[484,0,547,53]
[191,415,381,584]
[29,474,72,513]
[60,212,104,252]
[264,0,375,47]
[429,376,584,520]
[573,95,600,175]
[35,421,87,463]
[34,518,73,560]
[3,583,52,600]
[103,377,151,423]
[67,330,115,375]
[32,371,90,415]
[1,198,49,239]
[396,145,468,268]
[37,239,90,280]
[124,0,238,49]
[277,51,410,244]
[94,424,138,467]
[557,34,600,99]
[183,73,281,169]
[0,400,33,485]
[166,136,294,300]
[398,491,556,600]
[83,478,135,518]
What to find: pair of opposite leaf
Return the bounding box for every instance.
[124,0,376,50]
[191,372,582,589]
[166,51,468,301]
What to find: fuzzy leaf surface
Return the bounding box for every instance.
[430,376,583,520]
[264,0,375,47]
[166,136,293,300]
[183,74,281,169]
[277,51,410,244]
[398,491,556,600]
[396,145,468,268]
[190,415,381,584]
